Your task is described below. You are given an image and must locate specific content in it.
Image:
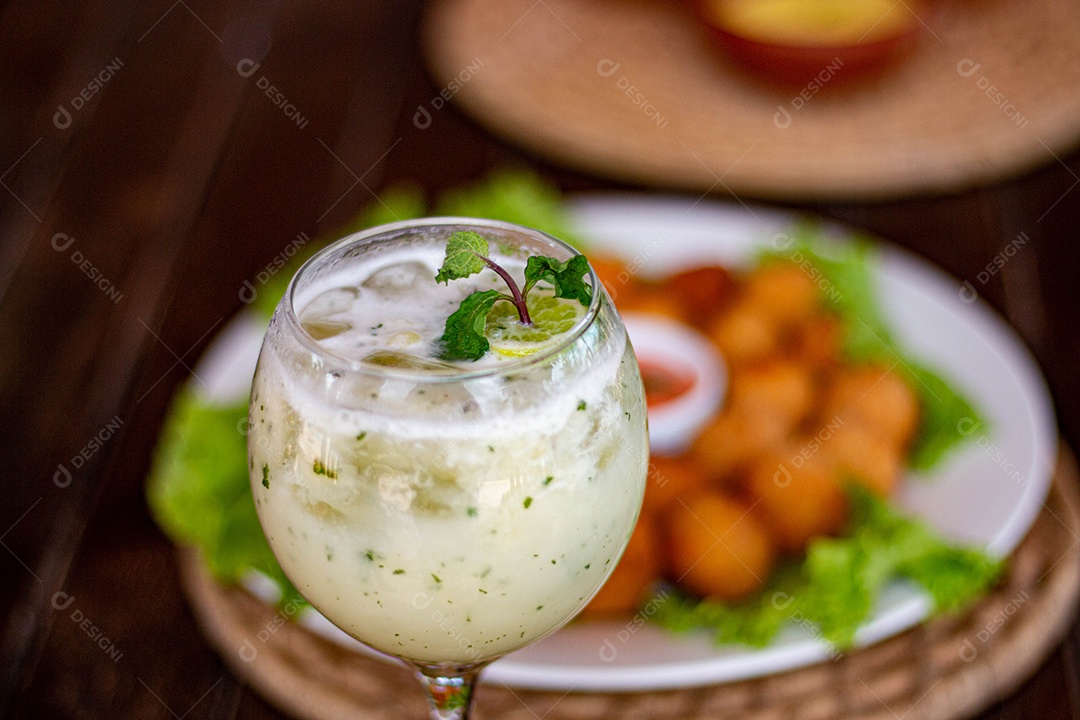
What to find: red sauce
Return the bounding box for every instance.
[639,358,696,408]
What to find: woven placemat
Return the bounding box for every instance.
[420,0,1080,200]
[181,445,1080,720]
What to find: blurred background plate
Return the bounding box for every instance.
[422,0,1080,200]
[276,195,1056,691]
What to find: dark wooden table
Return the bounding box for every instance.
[1,1,1078,717]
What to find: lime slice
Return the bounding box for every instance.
[485,292,587,357]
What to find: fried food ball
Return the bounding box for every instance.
[743,261,820,325]
[822,365,920,449]
[691,409,789,481]
[664,491,776,600]
[745,447,847,553]
[727,359,816,427]
[709,300,779,366]
[789,314,844,370]
[582,514,661,617]
[644,455,713,514]
[664,265,737,329]
[626,288,689,324]
[588,254,631,302]
[824,423,904,497]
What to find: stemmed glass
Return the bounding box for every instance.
[247,219,648,718]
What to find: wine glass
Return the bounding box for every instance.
[247,218,648,718]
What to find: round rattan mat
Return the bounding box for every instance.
[181,445,1080,720]
[421,0,1080,200]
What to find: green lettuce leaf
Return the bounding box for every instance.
[434,168,584,248]
[146,389,303,604]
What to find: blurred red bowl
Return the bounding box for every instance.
[696,0,930,86]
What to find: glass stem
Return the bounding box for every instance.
[412,663,486,720]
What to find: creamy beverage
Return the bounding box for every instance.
[248,223,647,665]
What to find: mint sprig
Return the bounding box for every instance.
[440,289,502,361]
[524,255,593,305]
[435,230,592,362]
[434,231,489,283]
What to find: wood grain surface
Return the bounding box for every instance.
[1,1,1079,718]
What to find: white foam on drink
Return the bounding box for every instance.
[259,334,625,442]
[294,247,450,360]
[273,244,626,441]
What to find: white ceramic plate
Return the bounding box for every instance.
[198,195,1057,693]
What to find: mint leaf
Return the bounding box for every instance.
[435,231,490,284]
[523,255,593,305]
[435,233,594,360]
[438,289,503,361]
